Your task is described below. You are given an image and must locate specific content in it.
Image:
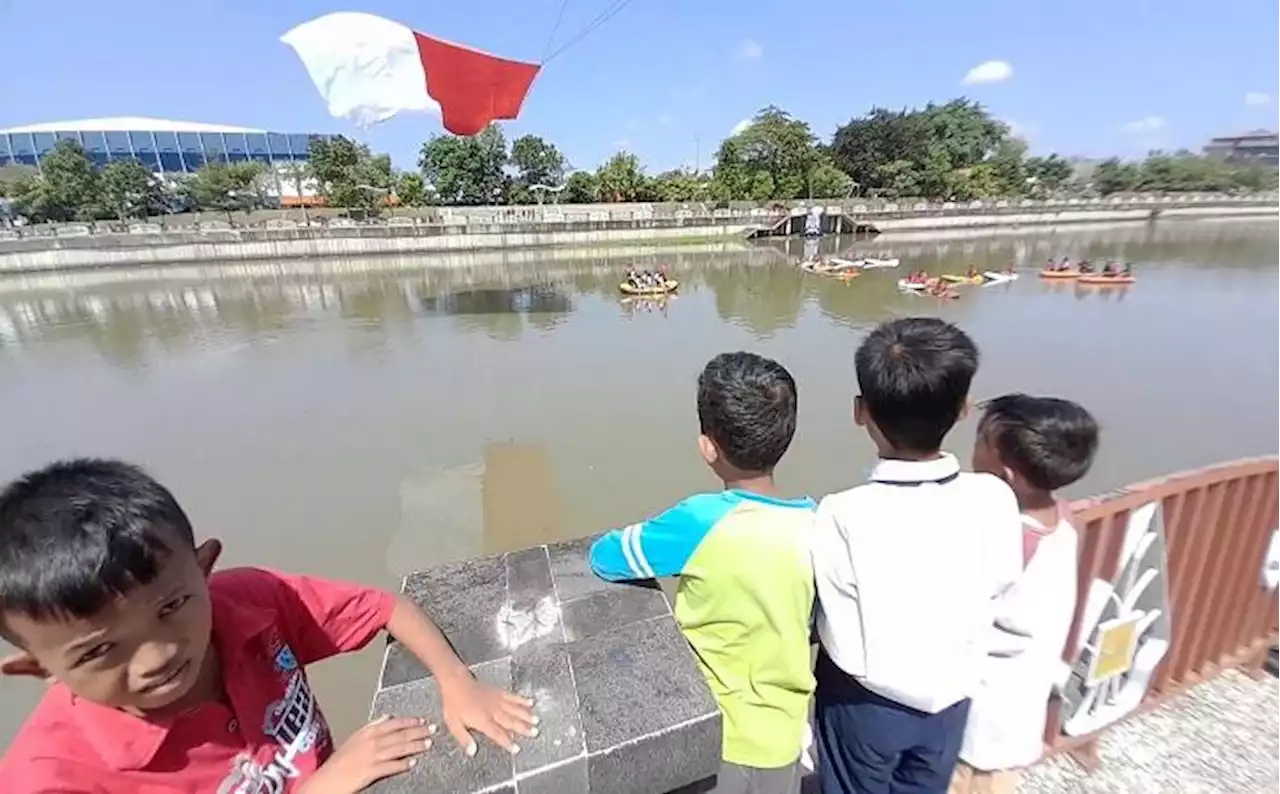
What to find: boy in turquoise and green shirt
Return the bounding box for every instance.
[590,351,816,794]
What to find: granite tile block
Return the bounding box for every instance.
[515,756,590,794]
[560,585,671,644]
[569,617,719,754]
[368,658,516,794]
[547,535,615,603]
[401,554,510,672]
[585,710,721,794]
[510,643,585,775]
[379,642,428,691]
[373,539,721,793]
[503,547,564,656]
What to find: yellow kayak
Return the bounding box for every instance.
[941,274,984,284]
[619,280,679,295]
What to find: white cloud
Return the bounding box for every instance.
[1120,116,1166,134]
[656,112,676,127]
[1245,91,1271,106]
[729,118,752,136]
[961,60,1013,85]
[737,38,763,60]
[613,138,632,150]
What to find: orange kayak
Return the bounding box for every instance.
[1078,274,1136,285]
[1040,269,1081,280]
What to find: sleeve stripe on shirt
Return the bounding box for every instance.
[623,523,657,578]
[619,523,644,577]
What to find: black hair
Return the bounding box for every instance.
[854,317,979,453]
[0,459,195,627]
[697,352,798,473]
[978,394,1100,491]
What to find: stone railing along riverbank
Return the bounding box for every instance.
[373,457,1278,792]
[0,193,1275,274]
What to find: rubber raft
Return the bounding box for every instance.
[619,280,680,295]
[941,274,985,285]
[1039,269,1082,280]
[1077,274,1136,285]
[982,271,1019,284]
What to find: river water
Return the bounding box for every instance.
[1,218,1276,749]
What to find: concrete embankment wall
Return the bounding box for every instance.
[874,204,1275,232]
[0,200,1274,275]
[0,223,757,274]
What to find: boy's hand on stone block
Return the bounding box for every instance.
[301,715,435,794]
[439,672,539,757]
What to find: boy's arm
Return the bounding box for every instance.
[385,596,536,754]
[809,498,863,671]
[219,569,535,754]
[589,496,721,581]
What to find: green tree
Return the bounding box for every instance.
[509,135,566,189]
[36,140,100,221]
[733,106,820,199]
[709,137,752,201]
[419,125,508,205]
[395,172,430,206]
[185,161,267,221]
[596,151,647,202]
[807,154,854,198]
[98,159,163,222]
[831,99,1010,198]
[308,135,393,211]
[563,170,599,203]
[650,168,708,202]
[1025,154,1073,194]
[831,107,929,195]
[987,137,1029,196]
[1093,158,1140,195]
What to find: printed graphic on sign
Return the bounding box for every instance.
[1059,500,1172,737]
[1088,616,1141,684]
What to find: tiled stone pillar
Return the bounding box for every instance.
[368,536,722,794]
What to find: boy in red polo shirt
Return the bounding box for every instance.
[0,459,537,793]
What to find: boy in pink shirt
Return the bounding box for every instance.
[0,458,537,794]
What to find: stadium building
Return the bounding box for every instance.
[0,117,329,174]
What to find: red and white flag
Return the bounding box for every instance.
[282,12,540,137]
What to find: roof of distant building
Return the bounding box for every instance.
[1208,129,1278,143]
[0,117,268,134]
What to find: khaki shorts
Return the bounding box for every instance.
[947,761,1021,794]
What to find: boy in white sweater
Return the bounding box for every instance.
[949,394,1099,794]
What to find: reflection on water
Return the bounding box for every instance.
[0,218,1276,750]
[1,218,1271,360]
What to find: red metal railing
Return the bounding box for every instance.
[1044,456,1279,763]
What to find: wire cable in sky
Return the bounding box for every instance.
[541,0,572,62]
[542,0,637,64]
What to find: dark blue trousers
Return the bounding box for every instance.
[814,651,969,794]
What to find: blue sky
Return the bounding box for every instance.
[2,0,1277,171]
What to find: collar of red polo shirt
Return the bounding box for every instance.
[282,11,544,137]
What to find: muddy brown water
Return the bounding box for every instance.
[1,218,1276,750]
